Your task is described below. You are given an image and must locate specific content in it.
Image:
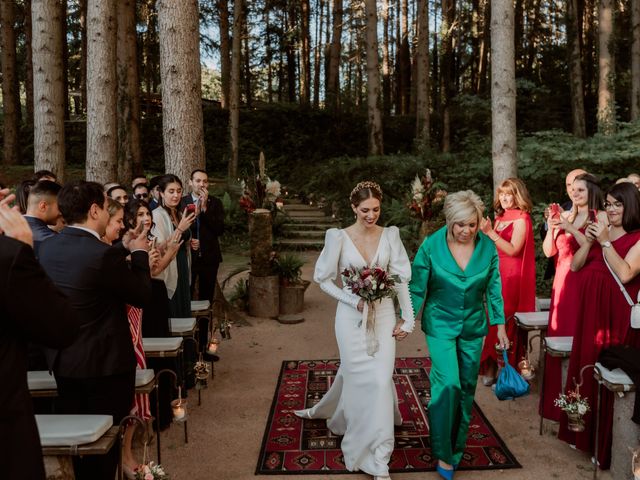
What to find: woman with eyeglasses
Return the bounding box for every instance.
[540,173,606,422]
[556,182,640,469]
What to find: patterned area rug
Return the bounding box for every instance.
[256,357,521,475]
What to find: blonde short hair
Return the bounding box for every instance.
[443,190,484,240]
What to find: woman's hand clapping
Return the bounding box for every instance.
[0,189,34,247]
[586,219,607,244]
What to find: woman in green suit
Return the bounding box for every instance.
[410,190,509,479]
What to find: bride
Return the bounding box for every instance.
[294,181,414,480]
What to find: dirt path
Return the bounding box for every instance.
[157,251,611,480]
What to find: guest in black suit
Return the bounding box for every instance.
[39,180,152,480]
[24,180,62,257]
[184,169,224,302]
[0,188,79,480]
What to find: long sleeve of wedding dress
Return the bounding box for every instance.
[313,228,361,309]
[387,226,415,333]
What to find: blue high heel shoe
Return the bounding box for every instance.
[436,463,454,479]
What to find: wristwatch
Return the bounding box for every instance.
[601,241,612,248]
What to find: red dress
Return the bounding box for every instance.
[539,227,581,421]
[558,231,640,468]
[479,210,536,373]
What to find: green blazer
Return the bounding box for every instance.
[410,226,505,340]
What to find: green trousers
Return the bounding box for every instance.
[426,335,484,465]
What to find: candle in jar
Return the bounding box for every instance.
[173,405,185,420]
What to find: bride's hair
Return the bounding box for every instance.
[350,181,383,206]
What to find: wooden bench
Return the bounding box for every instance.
[37,414,116,480]
[143,337,183,358]
[539,336,573,434]
[594,362,638,480]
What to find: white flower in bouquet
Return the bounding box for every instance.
[577,404,587,415]
[265,179,281,201]
[411,175,425,202]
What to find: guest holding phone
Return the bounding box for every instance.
[540,173,605,421]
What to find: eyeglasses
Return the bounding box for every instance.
[135,193,149,199]
[604,201,623,210]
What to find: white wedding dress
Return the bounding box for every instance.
[295,226,414,477]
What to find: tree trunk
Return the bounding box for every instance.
[381,0,391,116]
[265,5,273,103]
[415,0,429,146]
[117,0,142,183]
[363,0,383,155]
[327,0,343,112]
[60,0,69,121]
[85,0,117,183]
[300,0,311,106]
[1,0,19,165]
[631,0,640,121]
[491,0,517,190]
[313,0,324,108]
[242,3,251,107]
[157,0,205,183]
[477,0,490,94]
[32,0,65,180]
[25,0,34,128]
[80,0,87,112]
[597,0,616,134]
[228,0,243,180]
[286,2,297,103]
[217,0,231,109]
[470,0,479,93]
[440,0,455,152]
[567,0,586,137]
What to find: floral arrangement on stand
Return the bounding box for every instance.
[407,169,447,238]
[554,389,590,432]
[134,462,169,480]
[239,152,283,215]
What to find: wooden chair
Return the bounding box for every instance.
[539,336,573,434]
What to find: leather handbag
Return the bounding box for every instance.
[603,251,640,329]
[494,350,530,400]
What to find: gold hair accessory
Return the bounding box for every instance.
[350,181,383,201]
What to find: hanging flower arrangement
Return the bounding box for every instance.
[239,152,283,214]
[407,169,447,222]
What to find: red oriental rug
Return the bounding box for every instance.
[256,357,521,475]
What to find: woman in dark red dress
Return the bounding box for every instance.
[540,173,605,421]
[479,178,536,384]
[558,182,640,469]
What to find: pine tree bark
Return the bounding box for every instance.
[440,0,455,152]
[313,0,324,108]
[217,0,230,109]
[300,0,311,106]
[286,2,297,102]
[117,0,142,183]
[415,0,429,146]
[80,0,87,112]
[32,0,65,179]
[631,0,640,121]
[85,0,117,183]
[477,0,490,94]
[491,0,517,189]
[363,0,383,155]
[60,0,69,120]
[381,0,391,116]
[326,0,343,112]
[567,0,586,137]
[1,0,19,165]
[597,0,616,134]
[228,0,243,180]
[25,0,34,128]
[157,0,205,183]
[242,5,251,107]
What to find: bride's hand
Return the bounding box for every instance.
[392,324,408,341]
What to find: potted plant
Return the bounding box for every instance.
[554,389,590,432]
[273,252,310,322]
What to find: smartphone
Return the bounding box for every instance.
[589,209,597,223]
[186,203,197,214]
[549,203,560,220]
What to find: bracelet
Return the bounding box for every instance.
[176,228,183,233]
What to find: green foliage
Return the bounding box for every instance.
[227,277,249,311]
[273,252,305,284]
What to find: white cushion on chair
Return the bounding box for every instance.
[135,369,155,387]
[595,362,634,388]
[169,317,196,334]
[545,336,573,353]
[28,371,57,390]
[515,311,549,328]
[191,300,210,311]
[36,414,113,446]
[143,337,183,352]
[536,297,551,311]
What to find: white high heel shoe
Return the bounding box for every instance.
[374,476,391,480]
[293,409,312,419]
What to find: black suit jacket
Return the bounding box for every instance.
[183,194,224,264]
[0,236,79,479]
[39,227,152,378]
[24,215,56,258]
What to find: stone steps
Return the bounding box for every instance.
[275,200,339,250]
[275,238,326,250]
[281,230,327,239]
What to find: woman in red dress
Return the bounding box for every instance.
[558,182,640,469]
[540,173,605,421]
[479,178,536,384]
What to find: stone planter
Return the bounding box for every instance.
[277,280,310,324]
[248,274,279,318]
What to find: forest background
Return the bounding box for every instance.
[1,0,640,293]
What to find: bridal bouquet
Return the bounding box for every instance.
[341,265,400,356]
[341,265,400,302]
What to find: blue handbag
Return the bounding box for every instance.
[494,350,530,400]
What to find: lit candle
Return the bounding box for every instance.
[207,341,218,355]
